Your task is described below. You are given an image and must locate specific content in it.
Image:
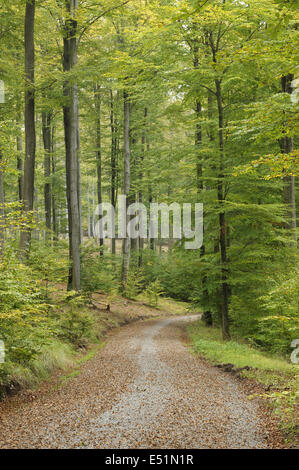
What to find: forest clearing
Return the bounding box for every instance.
[0,0,298,452]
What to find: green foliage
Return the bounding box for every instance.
[28,241,70,296]
[57,291,98,347]
[0,248,50,365]
[141,248,201,301]
[81,243,120,294]
[252,316,299,355]
[124,268,145,300]
[144,280,164,307]
[0,248,100,394]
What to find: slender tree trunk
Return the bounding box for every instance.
[195,94,212,325]
[121,89,131,291]
[129,135,137,251]
[138,107,147,267]
[63,0,81,290]
[42,111,52,238]
[147,140,154,250]
[110,89,117,254]
[51,126,58,240]
[193,44,212,325]
[94,83,104,253]
[215,78,230,340]
[75,85,82,245]
[280,74,297,241]
[20,0,36,257]
[148,186,155,251]
[16,115,24,202]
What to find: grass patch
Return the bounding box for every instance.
[135,293,189,315]
[187,319,299,444]
[0,340,77,397]
[188,321,295,372]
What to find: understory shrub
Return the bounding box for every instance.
[81,242,120,294]
[0,247,101,395]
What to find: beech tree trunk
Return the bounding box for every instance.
[121,89,131,291]
[20,0,36,257]
[42,111,52,238]
[63,0,81,290]
[94,83,104,252]
[51,126,58,240]
[280,74,297,241]
[138,107,147,267]
[215,78,230,340]
[110,89,117,254]
[16,115,24,202]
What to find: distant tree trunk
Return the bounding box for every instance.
[129,134,137,251]
[215,78,230,340]
[51,126,58,240]
[110,89,117,254]
[94,83,104,253]
[147,137,154,250]
[63,0,81,290]
[138,107,147,267]
[20,0,36,257]
[33,186,39,240]
[16,115,24,202]
[42,111,52,238]
[193,45,202,189]
[279,74,297,241]
[148,192,155,251]
[75,85,82,245]
[121,89,131,291]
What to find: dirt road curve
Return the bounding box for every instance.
[0,316,272,448]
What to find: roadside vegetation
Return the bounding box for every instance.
[187,319,298,444]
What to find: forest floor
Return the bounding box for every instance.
[0,307,287,449]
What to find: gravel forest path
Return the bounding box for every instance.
[0,316,272,449]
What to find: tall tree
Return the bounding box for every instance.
[121,88,131,290]
[63,0,81,290]
[42,111,52,238]
[94,83,104,252]
[20,0,36,257]
[279,74,297,241]
[110,89,117,254]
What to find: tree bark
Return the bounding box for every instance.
[16,115,24,202]
[110,89,117,254]
[63,0,81,290]
[215,78,230,340]
[280,74,297,241]
[51,126,58,240]
[138,107,147,267]
[121,89,131,291]
[94,83,104,253]
[42,111,52,238]
[20,0,36,257]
